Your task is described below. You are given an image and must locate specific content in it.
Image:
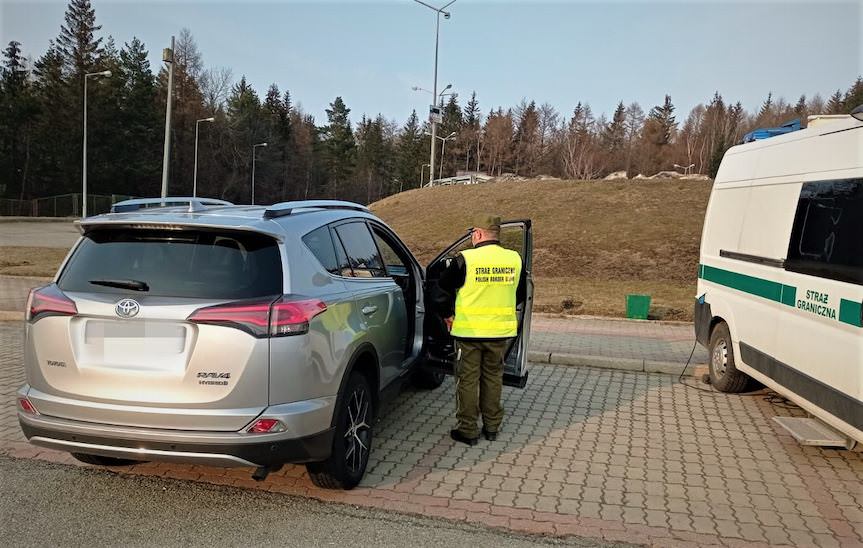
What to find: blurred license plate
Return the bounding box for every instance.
[85,321,186,354]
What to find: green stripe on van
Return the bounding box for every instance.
[699,264,861,328]
[839,299,862,328]
[699,265,796,306]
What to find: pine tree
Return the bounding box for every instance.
[825,90,844,114]
[396,110,425,188]
[320,96,355,198]
[263,83,292,201]
[462,91,481,172]
[794,94,807,116]
[57,0,103,77]
[843,76,863,113]
[647,95,676,145]
[514,100,540,176]
[112,37,160,196]
[1,41,38,201]
[757,92,774,124]
[30,43,70,195]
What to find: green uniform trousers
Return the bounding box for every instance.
[455,338,510,438]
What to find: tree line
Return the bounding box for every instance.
[2,0,862,206]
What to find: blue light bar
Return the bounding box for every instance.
[742,119,802,144]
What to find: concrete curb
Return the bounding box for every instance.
[527,350,705,377]
[0,217,75,223]
[0,311,23,322]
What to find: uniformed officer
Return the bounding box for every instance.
[434,215,525,445]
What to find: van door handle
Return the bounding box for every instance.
[361,305,378,315]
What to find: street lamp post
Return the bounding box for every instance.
[82,69,111,218]
[251,142,268,204]
[193,117,215,198]
[425,131,456,182]
[413,0,457,186]
[438,132,457,180]
[160,36,175,199]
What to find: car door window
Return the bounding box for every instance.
[334,222,387,278]
[302,226,340,275]
[372,229,408,277]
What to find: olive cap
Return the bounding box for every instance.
[472,215,502,232]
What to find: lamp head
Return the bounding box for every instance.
[443,11,450,19]
[852,104,863,122]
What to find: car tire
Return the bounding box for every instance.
[708,322,752,393]
[306,371,374,490]
[70,453,142,467]
[412,366,446,390]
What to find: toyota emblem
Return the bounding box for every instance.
[115,298,140,318]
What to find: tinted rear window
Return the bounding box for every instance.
[58,229,283,299]
[786,179,863,285]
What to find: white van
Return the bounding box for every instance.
[695,111,863,445]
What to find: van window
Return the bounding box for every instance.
[786,179,863,285]
[58,229,283,299]
[334,222,386,278]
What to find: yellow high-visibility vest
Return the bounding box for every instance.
[451,244,522,338]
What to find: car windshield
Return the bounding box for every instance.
[57,228,282,299]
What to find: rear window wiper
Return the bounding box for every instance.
[88,279,150,292]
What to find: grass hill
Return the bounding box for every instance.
[371,179,713,320]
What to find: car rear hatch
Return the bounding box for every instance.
[23,226,284,432]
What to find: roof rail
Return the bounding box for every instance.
[263,200,369,219]
[110,197,233,213]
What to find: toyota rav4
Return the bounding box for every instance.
[17,198,533,489]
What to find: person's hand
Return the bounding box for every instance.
[444,316,454,332]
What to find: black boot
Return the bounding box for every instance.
[482,427,498,441]
[450,429,479,446]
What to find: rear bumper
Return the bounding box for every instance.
[16,387,337,467]
[19,416,333,467]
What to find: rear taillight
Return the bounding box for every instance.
[187,296,327,338]
[270,298,328,336]
[246,418,286,434]
[26,284,78,323]
[18,397,38,415]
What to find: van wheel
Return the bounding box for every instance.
[70,453,142,466]
[412,366,446,390]
[708,322,752,393]
[307,372,374,490]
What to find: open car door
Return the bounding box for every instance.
[422,220,533,388]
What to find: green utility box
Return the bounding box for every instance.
[626,294,651,320]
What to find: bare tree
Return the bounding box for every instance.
[200,66,233,112]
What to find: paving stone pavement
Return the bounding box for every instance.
[2,321,861,547]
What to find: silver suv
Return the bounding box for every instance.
[17,198,533,489]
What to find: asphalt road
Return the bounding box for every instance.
[0,456,623,547]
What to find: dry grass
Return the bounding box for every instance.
[371,179,712,320]
[0,247,67,277]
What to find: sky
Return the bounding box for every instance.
[2,0,861,126]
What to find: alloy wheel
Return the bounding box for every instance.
[343,386,371,474]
